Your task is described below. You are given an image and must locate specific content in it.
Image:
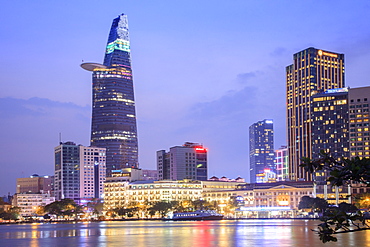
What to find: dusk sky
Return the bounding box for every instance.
[1,1,370,195]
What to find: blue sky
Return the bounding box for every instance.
[1,1,370,195]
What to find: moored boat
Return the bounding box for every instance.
[171,210,223,220]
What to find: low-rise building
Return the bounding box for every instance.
[104,180,202,211]
[202,181,314,217]
[12,193,55,217]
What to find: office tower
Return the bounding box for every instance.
[157,150,170,180]
[16,174,54,195]
[349,86,370,158]
[275,146,288,181]
[312,88,349,160]
[54,142,106,201]
[249,119,275,183]
[157,142,208,181]
[81,13,138,176]
[286,48,345,181]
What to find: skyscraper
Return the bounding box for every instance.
[249,119,275,183]
[157,142,208,181]
[81,14,139,175]
[312,88,349,160]
[286,48,345,181]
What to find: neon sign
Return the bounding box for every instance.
[325,88,348,94]
[106,38,130,54]
[318,50,338,58]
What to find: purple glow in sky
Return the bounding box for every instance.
[1,1,370,195]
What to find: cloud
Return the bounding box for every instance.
[0,97,91,195]
[236,72,258,84]
[270,47,288,57]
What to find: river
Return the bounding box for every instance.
[0,219,369,246]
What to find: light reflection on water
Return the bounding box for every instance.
[1,220,370,247]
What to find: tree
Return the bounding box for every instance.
[149,201,174,218]
[353,193,370,210]
[86,199,104,216]
[44,199,83,219]
[300,151,370,243]
[298,196,328,214]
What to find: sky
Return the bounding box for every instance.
[1,1,370,195]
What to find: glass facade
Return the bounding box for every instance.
[286,47,345,181]
[89,14,139,175]
[249,119,275,183]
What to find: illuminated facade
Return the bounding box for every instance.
[104,180,202,211]
[12,193,55,217]
[82,13,138,175]
[202,181,314,217]
[348,86,370,158]
[54,142,106,201]
[275,146,288,181]
[157,142,208,181]
[286,48,345,181]
[312,88,349,159]
[249,119,275,183]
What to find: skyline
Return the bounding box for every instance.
[1,1,370,195]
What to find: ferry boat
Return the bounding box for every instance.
[171,210,224,221]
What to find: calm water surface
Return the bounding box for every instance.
[1,220,369,247]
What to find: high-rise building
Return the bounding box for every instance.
[286,48,345,181]
[249,119,275,183]
[81,13,138,175]
[54,142,106,201]
[275,146,288,181]
[312,88,349,160]
[157,142,208,181]
[348,86,370,158]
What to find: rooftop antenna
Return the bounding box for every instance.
[59,132,62,144]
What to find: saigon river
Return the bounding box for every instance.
[1,219,370,246]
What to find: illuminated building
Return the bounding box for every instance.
[256,169,276,183]
[311,88,350,203]
[54,142,106,201]
[286,48,345,181]
[249,119,275,183]
[157,142,208,181]
[81,13,138,175]
[16,174,53,195]
[203,181,315,218]
[12,193,55,217]
[348,86,370,158]
[104,180,202,211]
[275,146,288,181]
[312,88,349,159]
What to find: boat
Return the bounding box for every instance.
[171,210,224,220]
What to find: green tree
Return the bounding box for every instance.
[44,199,83,219]
[86,199,104,216]
[149,201,173,218]
[300,151,370,243]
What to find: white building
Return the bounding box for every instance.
[54,142,106,201]
[12,193,55,217]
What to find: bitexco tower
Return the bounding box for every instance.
[81,14,139,175]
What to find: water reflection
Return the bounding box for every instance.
[1,220,370,247]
